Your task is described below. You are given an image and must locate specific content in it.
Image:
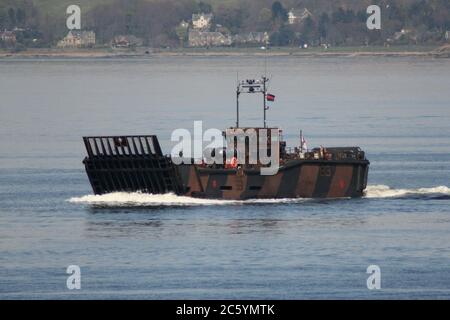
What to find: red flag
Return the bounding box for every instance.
[266,93,275,102]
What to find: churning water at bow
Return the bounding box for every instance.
[1,57,450,299]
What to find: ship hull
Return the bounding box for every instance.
[82,135,369,200]
[178,160,369,200]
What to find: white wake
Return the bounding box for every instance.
[68,185,450,206]
[69,192,236,206]
[68,192,307,206]
[364,185,450,198]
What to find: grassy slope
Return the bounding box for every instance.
[2,0,425,19]
[3,0,228,20]
[32,0,111,16]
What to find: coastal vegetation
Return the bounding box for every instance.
[0,0,449,50]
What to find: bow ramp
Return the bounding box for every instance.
[82,135,183,195]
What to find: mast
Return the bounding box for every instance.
[263,76,267,128]
[236,83,240,128]
[235,77,268,128]
[263,45,268,128]
[300,130,303,152]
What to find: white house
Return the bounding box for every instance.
[57,30,96,48]
[0,30,16,44]
[288,8,313,25]
[192,13,213,30]
[188,30,231,47]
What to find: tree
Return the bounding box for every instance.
[16,8,26,26]
[257,7,272,31]
[0,10,7,28]
[175,22,188,47]
[318,13,330,40]
[270,24,294,46]
[300,16,316,43]
[332,8,355,24]
[214,5,246,34]
[8,8,16,27]
[195,1,212,14]
[408,0,435,29]
[271,1,287,23]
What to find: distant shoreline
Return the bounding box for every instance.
[1,45,449,59]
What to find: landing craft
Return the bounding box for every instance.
[82,77,369,200]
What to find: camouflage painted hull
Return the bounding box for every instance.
[82,136,369,199]
[178,159,369,200]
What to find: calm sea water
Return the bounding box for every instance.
[1,56,450,299]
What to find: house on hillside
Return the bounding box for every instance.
[387,29,417,44]
[111,35,143,48]
[288,8,313,25]
[188,30,231,47]
[0,30,17,45]
[233,32,269,45]
[192,13,213,30]
[57,30,96,48]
